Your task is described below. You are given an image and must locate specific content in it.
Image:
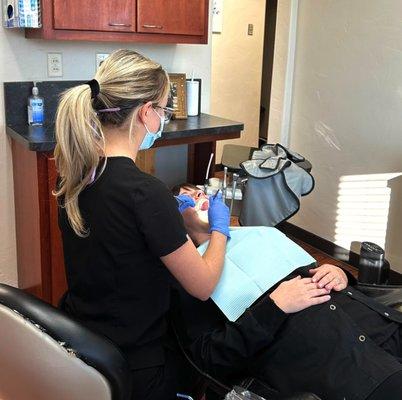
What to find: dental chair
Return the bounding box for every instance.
[0,283,131,400]
[219,144,313,224]
[0,282,318,400]
[221,144,312,174]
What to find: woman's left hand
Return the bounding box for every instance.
[175,194,196,213]
[309,264,348,292]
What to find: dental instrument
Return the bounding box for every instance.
[204,153,214,194]
[222,166,228,201]
[229,173,239,216]
[213,188,221,199]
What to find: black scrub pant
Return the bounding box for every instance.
[367,328,402,400]
[130,345,198,400]
[247,294,402,400]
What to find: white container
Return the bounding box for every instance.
[186,80,200,116]
[2,0,41,28]
[208,177,221,188]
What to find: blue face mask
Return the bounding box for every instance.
[140,109,165,150]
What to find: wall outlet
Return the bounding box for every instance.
[47,53,63,77]
[247,24,254,36]
[96,53,110,70]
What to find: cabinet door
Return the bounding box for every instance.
[137,0,206,36]
[53,0,136,32]
[46,155,67,306]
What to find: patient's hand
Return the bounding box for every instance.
[269,276,331,313]
[309,264,348,292]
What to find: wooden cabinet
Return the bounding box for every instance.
[53,0,136,32]
[26,0,209,44]
[11,142,64,305]
[137,0,206,36]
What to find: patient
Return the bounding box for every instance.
[171,183,402,400]
[171,183,211,245]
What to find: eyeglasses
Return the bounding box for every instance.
[97,103,174,123]
[154,105,174,123]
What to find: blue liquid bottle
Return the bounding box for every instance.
[27,83,44,126]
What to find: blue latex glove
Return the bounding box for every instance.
[208,192,231,238]
[175,194,196,213]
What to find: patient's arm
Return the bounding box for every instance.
[181,207,211,246]
[178,292,288,378]
[179,277,330,377]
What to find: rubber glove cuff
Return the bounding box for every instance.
[209,225,231,239]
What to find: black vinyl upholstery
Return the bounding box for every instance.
[355,282,402,312]
[0,284,132,400]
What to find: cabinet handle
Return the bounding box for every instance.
[142,24,163,29]
[109,23,132,27]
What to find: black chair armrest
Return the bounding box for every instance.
[354,282,402,312]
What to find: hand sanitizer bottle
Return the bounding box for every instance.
[28,83,44,126]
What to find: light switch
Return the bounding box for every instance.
[47,53,63,77]
[248,24,254,36]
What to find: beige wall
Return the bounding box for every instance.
[0,29,212,287]
[211,0,266,162]
[272,0,402,272]
[267,0,290,143]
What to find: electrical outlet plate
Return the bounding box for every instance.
[96,53,110,70]
[47,53,63,77]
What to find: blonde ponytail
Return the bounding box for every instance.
[54,49,169,236]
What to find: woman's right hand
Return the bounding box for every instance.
[269,276,331,313]
[208,192,230,238]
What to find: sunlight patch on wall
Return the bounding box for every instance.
[335,173,402,250]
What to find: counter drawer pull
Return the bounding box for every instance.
[142,24,163,29]
[109,23,132,27]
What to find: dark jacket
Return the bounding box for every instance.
[172,267,402,400]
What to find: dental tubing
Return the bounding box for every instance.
[204,153,214,194]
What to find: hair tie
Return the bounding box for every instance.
[86,79,100,99]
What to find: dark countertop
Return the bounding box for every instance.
[6,113,244,152]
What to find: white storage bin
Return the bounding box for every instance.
[2,0,41,28]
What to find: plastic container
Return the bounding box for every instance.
[357,242,390,285]
[186,80,199,116]
[27,83,44,126]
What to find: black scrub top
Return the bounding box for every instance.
[58,156,188,369]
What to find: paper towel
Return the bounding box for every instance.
[186,81,199,116]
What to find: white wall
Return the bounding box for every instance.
[0,28,212,286]
[268,0,290,144]
[274,0,402,272]
[210,0,266,161]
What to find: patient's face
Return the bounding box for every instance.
[179,186,209,222]
[179,186,209,211]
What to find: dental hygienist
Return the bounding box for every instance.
[53,50,230,400]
